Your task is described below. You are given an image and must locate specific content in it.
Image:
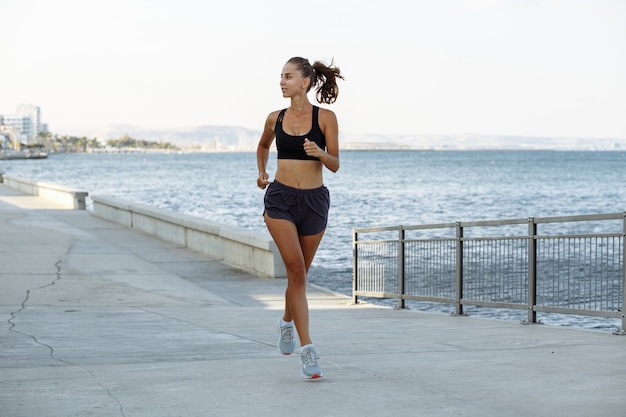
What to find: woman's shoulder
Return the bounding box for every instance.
[266,109,286,123]
[263,109,279,127]
[317,106,337,123]
[316,105,336,115]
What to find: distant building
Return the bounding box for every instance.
[0,103,48,145]
[16,104,42,137]
[2,114,32,142]
[0,130,8,148]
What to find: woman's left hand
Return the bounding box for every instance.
[304,138,325,158]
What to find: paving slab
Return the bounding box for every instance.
[1,183,625,417]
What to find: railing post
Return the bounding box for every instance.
[455,222,464,316]
[352,229,359,305]
[397,227,406,309]
[621,212,626,333]
[527,217,538,323]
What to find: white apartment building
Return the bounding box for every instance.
[0,103,47,145]
[17,104,41,137]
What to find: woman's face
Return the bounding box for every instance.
[280,63,306,98]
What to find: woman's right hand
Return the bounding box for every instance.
[257,172,270,189]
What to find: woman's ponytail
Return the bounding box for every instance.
[287,57,344,104]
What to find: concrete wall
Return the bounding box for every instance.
[0,172,284,278]
[0,174,88,210]
[91,195,286,279]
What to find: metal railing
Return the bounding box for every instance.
[353,212,626,332]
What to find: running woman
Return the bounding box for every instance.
[256,56,343,378]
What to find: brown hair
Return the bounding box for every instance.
[286,57,344,104]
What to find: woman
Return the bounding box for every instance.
[256,57,343,379]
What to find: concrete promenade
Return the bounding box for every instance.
[1,183,625,417]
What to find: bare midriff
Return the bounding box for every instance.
[275,159,324,189]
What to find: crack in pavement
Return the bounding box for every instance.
[7,259,127,417]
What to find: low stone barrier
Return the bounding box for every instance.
[91,195,286,279]
[0,174,88,210]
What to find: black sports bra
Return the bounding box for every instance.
[275,106,326,160]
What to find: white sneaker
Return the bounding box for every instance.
[300,344,323,379]
[277,319,295,355]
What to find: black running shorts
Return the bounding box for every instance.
[263,180,330,236]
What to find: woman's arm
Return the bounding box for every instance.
[256,112,278,189]
[304,108,340,173]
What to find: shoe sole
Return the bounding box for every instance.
[301,371,323,379]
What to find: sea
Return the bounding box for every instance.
[2,150,625,332]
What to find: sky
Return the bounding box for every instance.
[1,0,625,139]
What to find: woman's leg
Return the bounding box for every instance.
[264,213,325,346]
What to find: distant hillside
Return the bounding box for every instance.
[63,124,259,151]
[60,124,626,151]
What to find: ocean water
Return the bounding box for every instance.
[2,150,625,331]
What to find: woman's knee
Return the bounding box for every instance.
[285,264,307,286]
